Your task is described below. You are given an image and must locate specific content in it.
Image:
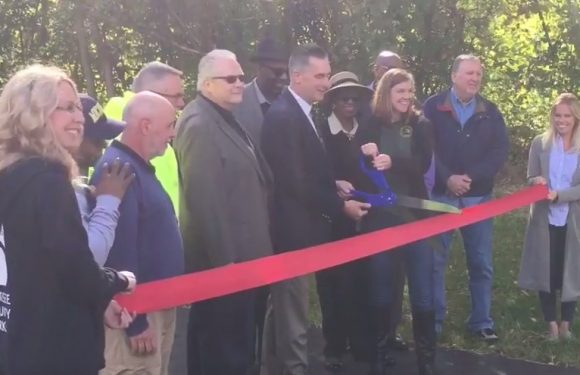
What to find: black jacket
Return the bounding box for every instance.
[0,157,128,375]
[261,89,344,252]
[357,114,434,230]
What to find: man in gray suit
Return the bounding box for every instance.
[174,49,273,375]
[234,37,290,144]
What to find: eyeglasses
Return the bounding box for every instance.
[55,103,83,113]
[337,96,360,103]
[150,90,185,101]
[262,65,288,78]
[212,75,245,84]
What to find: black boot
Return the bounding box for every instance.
[412,310,437,375]
[368,307,392,375]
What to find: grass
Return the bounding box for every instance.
[309,201,580,369]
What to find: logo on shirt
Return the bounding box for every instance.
[400,125,413,138]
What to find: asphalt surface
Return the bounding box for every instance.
[169,307,580,375]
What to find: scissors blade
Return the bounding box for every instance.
[396,195,462,214]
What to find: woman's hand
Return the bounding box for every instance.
[530,176,547,185]
[119,270,137,293]
[373,154,392,171]
[361,143,379,157]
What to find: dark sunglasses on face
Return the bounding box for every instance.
[262,65,288,78]
[337,96,360,103]
[212,75,245,84]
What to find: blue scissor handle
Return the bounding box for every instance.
[351,155,398,207]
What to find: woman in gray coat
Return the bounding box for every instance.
[519,93,580,341]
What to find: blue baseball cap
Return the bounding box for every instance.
[80,94,125,141]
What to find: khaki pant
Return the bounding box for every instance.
[100,309,176,375]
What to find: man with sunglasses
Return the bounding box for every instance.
[103,61,185,216]
[174,49,273,375]
[234,37,290,145]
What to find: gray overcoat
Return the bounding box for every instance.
[519,135,580,301]
[174,96,273,272]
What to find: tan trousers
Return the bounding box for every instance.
[100,308,176,375]
[261,276,310,375]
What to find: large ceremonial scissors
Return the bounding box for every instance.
[351,156,462,214]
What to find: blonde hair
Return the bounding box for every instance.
[0,64,78,179]
[542,93,580,151]
[372,68,419,123]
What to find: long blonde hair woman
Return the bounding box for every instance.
[0,65,78,177]
[541,93,580,152]
[0,65,134,374]
[520,93,580,342]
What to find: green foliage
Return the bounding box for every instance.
[0,0,577,167]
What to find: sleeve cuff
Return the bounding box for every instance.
[126,314,148,337]
[95,195,121,210]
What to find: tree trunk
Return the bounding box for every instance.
[90,21,116,97]
[74,16,96,97]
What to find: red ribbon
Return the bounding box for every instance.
[116,185,547,313]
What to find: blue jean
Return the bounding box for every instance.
[369,239,434,313]
[432,193,494,331]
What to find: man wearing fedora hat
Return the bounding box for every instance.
[234,37,290,144]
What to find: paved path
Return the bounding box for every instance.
[169,307,580,375]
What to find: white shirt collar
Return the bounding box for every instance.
[328,112,358,136]
[253,79,269,105]
[288,87,316,131]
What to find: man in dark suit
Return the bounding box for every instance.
[234,37,289,144]
[260,44,371,375]
[174,49,273,375]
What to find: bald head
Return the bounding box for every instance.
[373,51,404,82]
[121,91,177,161]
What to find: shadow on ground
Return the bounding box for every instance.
[170,307,580,375]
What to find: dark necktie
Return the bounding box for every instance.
[309,107,326,150]
[260,102,270,116]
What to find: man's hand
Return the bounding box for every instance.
[343,200,371,220]
[530,176,548,185]
[104,300,135,329]
[361,143,379,157]
[336,180,355,200]
[548,190,558,202]
[447,174,472,196]
[93,159,135,199]
[129,324,157,356]
[372,154,392,171]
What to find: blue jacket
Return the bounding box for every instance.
[423,90,509,196]
[92,141,184,336]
